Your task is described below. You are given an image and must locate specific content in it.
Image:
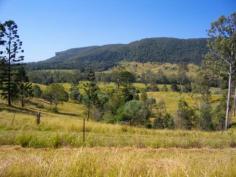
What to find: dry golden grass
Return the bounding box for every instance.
[0,146,235,177]
[0,99,236,149]
[147,91,221,114]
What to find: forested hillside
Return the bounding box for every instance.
[28,38,208,71]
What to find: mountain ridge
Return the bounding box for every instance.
[28,37,208,71]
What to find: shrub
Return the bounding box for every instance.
[146,84,159,92]
[140,91,148,102]
[163,113,175,129]
[182,83,192,92]
[122,85,139,102]
[161,84,168,91]
[120,100,150,126]
[212,96,227,130]
[153,113,175,129]
[32,85,42,98]
[69,83,81,101]
[16,134,33,147]
[171,83,180,92]
[199,103,213,130]
[42,84,69,108]
[176,99,197,129]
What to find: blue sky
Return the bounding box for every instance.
[0,0,235,62]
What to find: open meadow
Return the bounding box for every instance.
[0,83,236,176]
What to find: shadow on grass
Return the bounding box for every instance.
[27,100,45,109]
[231,122,236,128]
[0,103,37,115]
[27,100,79,117]
[55,111,78,117]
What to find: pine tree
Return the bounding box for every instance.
[83,69,99,120]
[69,83,80,101]
[0,20,24,106]
[82,69,99,142]
[16,67,32,107]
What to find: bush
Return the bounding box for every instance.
[182,83,192,92]
[212,96,227,130]
[153,113,175,129]
[163,113,175,129]
[16,134,33,147]
[120,100,150,126]
[199,103,213,130]
[161,84,168,91]
[146,84,159,92]
[42,84,69,107]
[32,85,42,98]
[122,85,139,102]
[171,83,180,92]
[69,83,81,101]
[102,112,116,123]
[176,99,197,129]
[140,91,148,102]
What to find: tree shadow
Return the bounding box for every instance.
[26,100,46,109]
[56,111,78,117]
[0,103,37,115]
[0,102,79,117]
[230,122,236,128]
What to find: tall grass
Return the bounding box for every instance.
[0,110,236,148]
[0,147,235,177]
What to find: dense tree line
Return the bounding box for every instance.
[28,67,195,93]
[28,70,87,85]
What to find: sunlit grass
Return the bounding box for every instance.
[0,146,235,177]
[0,100,235,149]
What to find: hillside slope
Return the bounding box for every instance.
[28,37,208,71]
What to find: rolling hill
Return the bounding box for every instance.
[28,37,208,71]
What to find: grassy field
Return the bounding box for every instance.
[0,146,235,177]
[0,85,235,176]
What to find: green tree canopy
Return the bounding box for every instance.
[42,84,68,109]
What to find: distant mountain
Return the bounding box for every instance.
[28,37,208,71]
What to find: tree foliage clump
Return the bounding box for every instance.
[32,85,42,98]
[153,100,174,129]
[69,83,81,102]
[42,84,68,112]
[119,100,150,126]
[176,99,197,130]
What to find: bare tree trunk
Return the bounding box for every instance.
[21,96,24,107]
[83,117,85,143]
[8,37,11,107]
[117,79,120,89]
[233,86,236,116]
[87,104,90,121]
[225,65,232,130]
